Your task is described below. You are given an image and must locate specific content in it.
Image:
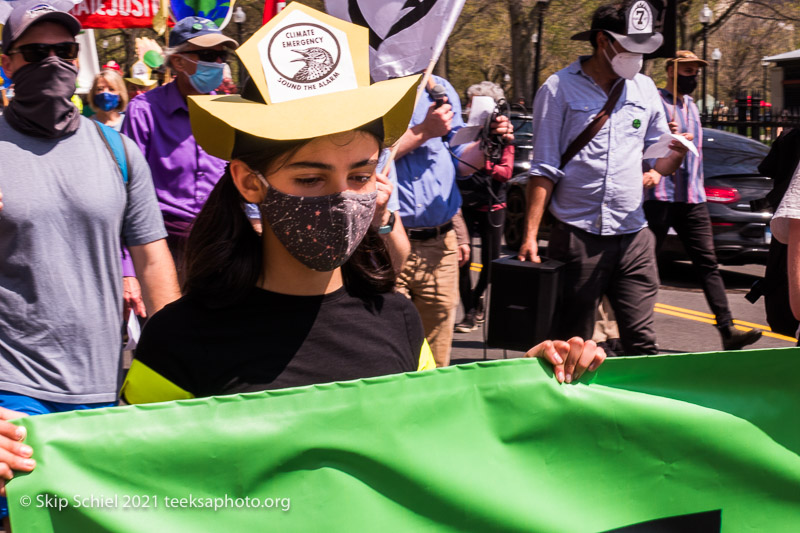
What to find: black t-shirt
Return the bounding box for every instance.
[122,287,428,403]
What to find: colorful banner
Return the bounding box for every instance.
[261,0,284,26]
[69,0,162,29]
[170,0,232,29]
[7,348,800,532]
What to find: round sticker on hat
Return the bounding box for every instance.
[268,23,340,84]
[257,9,358,104]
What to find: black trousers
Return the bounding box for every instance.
[548,220,660,355]
[643,201,733,329]
[458,207,505,314]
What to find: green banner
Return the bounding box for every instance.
[8,348,800,532]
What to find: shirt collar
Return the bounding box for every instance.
[569,56,592,78]
[159,81,188,116]
[659,87,694,105]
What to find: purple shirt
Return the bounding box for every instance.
[646,88,705,204]
[121,82,227,238]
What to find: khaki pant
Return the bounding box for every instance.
[396,230,459,367]
[592,296,620,343]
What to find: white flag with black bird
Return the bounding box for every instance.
[325,0,466,81]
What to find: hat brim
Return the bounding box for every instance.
[606,30,663,54]
[186,33,238,49]
[125,78,157,87]
[667,57,709,67]
[570,29,663,54]
[189,75,421,161]
[4,11,81,53]
[570,30,595,42]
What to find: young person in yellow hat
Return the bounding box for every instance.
[118,3,605,403]
[0,6,606,496]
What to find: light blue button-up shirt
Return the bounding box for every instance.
[395,75,467,229]
[530,57,670,235]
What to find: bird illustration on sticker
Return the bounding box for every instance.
[291,47,335,82]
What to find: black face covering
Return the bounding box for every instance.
[4,56,81,138]
[676,74,698,95]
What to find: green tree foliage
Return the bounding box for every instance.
[93,0,800,111]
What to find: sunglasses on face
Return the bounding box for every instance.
[7,42,80,62]
[182,49,229,63]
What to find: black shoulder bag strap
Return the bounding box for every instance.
[559,79,625,170]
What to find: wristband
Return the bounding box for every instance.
[378,211,396,234]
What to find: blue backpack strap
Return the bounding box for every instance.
[92,120,129,184]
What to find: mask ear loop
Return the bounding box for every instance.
[250,169,270,192]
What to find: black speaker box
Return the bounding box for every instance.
[486,256,564,352]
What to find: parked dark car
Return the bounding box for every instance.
[502,127,774,265]
[510,110,533,175]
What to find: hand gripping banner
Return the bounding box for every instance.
[7,348,800,532]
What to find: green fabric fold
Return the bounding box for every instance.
[8,348,800,532]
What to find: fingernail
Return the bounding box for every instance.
[15,426,26,440]
[588,362,598,372]
[19,445,32,457]
[551,351,563,365]
[24,459,36,469]
[565,373,572,384]
[557,370,565,383]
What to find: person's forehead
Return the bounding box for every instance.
[13,21,75,47]
[281,132,379,165]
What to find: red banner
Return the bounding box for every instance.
[70,0,162,29]
[261,0,285,26]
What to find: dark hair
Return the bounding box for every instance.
[589,2,627,49]
[183,121,393,307]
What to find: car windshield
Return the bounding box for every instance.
[511,115,533,137]
[702,129,769,178]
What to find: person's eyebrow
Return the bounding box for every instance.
[286,158,379,171]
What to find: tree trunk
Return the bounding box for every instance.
[507,0,536,107]
[123,29,138,73]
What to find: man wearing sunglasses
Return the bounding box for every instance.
[122,17,240,281]
[0,1,180,524]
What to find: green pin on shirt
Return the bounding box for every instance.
[633,118,641,129]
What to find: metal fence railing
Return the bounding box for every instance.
[701,91,800,145]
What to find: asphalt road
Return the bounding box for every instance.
[450,248,796,365]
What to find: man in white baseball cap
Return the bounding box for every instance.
[518,0,688,357]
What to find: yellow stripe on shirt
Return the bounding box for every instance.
[417,340,436,371]
[120,359,195,405]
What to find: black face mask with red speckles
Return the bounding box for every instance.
[258,179,377,272]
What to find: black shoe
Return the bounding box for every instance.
[475,297,485,324]
[455,311,477,333]
[720,326,762,350]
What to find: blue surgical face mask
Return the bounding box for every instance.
[93,91,120,112]
[182,56,225,94]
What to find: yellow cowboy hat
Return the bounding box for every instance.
[188,2,419,161]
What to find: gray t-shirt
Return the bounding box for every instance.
[0,116,167,403]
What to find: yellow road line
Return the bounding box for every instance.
[655,303,786,335]
[733,319,773,331]
[654,306,797,343]
[655,307,716,325]
[655,302,715,319]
